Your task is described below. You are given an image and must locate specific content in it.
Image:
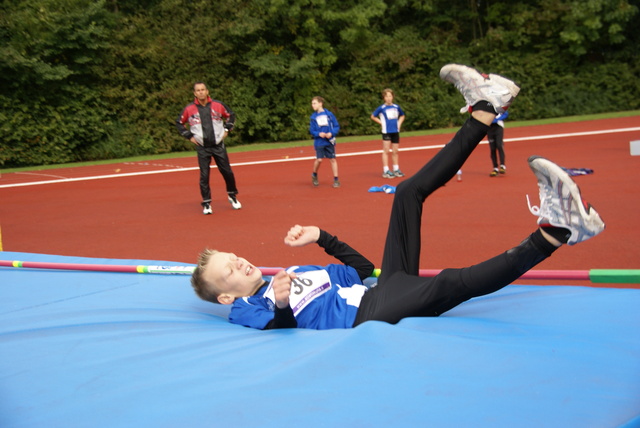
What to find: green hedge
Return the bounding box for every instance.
[1,0,638,167]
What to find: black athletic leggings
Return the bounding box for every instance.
[488,123,506,168]
[353,117,555,326]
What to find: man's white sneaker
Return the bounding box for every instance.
[228,195,242,210]
[202,203,213,215]
[440,64,520,114]
[526,156,605,245]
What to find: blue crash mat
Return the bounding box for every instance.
[1,251,639,427]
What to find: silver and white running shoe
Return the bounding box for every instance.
[440,64,520,114]
[527,156,605,245]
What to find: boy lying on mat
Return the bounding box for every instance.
[190,64,605,330]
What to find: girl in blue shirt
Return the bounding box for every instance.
[371,89,406,178]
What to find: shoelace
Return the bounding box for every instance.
[526,183,554,218]
[526,194,540,216]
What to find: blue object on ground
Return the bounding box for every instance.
[562,167,594,176]
[368,184,396,193]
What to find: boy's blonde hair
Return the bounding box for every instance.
[190,249,221,303]
[382,88,394,98]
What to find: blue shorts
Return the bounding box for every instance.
[315,145,336,159]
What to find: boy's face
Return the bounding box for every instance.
[203,252,264,304]
[383,92,394,104]
[311,99,323,112]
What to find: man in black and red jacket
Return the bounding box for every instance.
[176,82,241,215]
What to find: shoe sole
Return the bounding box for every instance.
[439,64,483,84]
[528,155,605,245]
[440,64,520,113]
[488,73,521,99]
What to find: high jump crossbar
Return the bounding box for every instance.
[1,260,639,284]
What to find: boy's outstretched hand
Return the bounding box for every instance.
[284,225,320,247]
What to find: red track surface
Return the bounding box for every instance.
[2,116,639,287]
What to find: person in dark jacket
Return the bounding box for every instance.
[176,82,241,215]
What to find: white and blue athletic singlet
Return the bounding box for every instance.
[309,110,340,147]
[229,263,368,330]
[372,103,405,134]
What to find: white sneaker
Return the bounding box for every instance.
[526,156,605,245]
[202,203,213,215]
[228,195,242,210]
[440,64,520,114]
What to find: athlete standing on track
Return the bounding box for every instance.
[371,89,406,178]
[488,110,509,176]
[176,82,242,215]
[309,96,341,188]
[189,64,605,330]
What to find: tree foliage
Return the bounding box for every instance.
[1,0,638,167]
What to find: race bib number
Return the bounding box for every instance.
[385,108,399,120]
[315,115,329,127]
[264,268,331,316]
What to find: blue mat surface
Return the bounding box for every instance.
[2,251,639,428]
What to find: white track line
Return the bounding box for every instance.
[2,126,639,189]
